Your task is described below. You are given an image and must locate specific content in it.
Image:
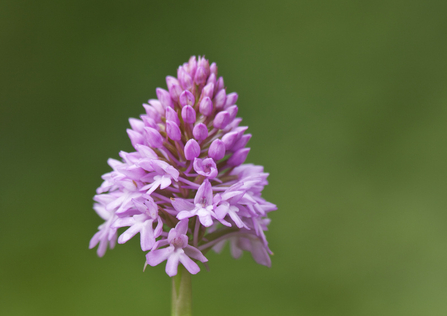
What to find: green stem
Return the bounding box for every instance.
[171,265,192,316]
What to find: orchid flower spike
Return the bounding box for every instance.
[90,56,276,278]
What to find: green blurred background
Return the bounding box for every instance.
[1,0,447,315]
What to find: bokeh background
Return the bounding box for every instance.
[1,0,447,315]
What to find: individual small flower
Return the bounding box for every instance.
[146,220,208,276]
[89,194,118,257]
[172,180,225,227]
[193,158,218,179]
[140,160,179,194]
[113,196,163,251]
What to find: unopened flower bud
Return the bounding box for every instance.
[127,129,144,147]
[142,104,161,122]
[156,88,174,109]
[179,90,195,107]
[194,66,207,85]
[166,77,182,101]
[213,111,230,129]
[178,68,193,91]
[227,148,250,166]
[197,56,210,70]
[207,73,216,86]
[181,105,196,124]
[225,117,242,131]
[141,115,157,129]
[166,106,180,126]
[193,123,208,140]
[216,76,224,91]
[129,118,144,133]
[226,105,238,121]
[184,139,200,160]
[224,92,238,108]
[148,99,165,115]
[201,83,214,99]
[210,62,217,76]
[214,89,226,109]
[166,120,182,141]
[231,134,252,152]
[221,131,239,149]
[144,127,163,148]
[166,76,179,90]
[234,126,248,138]
[199,97,213,116]
[188,56,197,77]
[208,139,225,160]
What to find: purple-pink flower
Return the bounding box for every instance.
[146,220,208,277]
[90,56,277,276]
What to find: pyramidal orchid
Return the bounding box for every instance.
[89,56,277,316]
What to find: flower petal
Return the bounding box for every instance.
[165,251,181,277]
[146,246,173,266]
[140,220,155,251]
[179,253,200,275]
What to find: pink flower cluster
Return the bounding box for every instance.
[90,56,276,276]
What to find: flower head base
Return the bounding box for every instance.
[90,56,277,276]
